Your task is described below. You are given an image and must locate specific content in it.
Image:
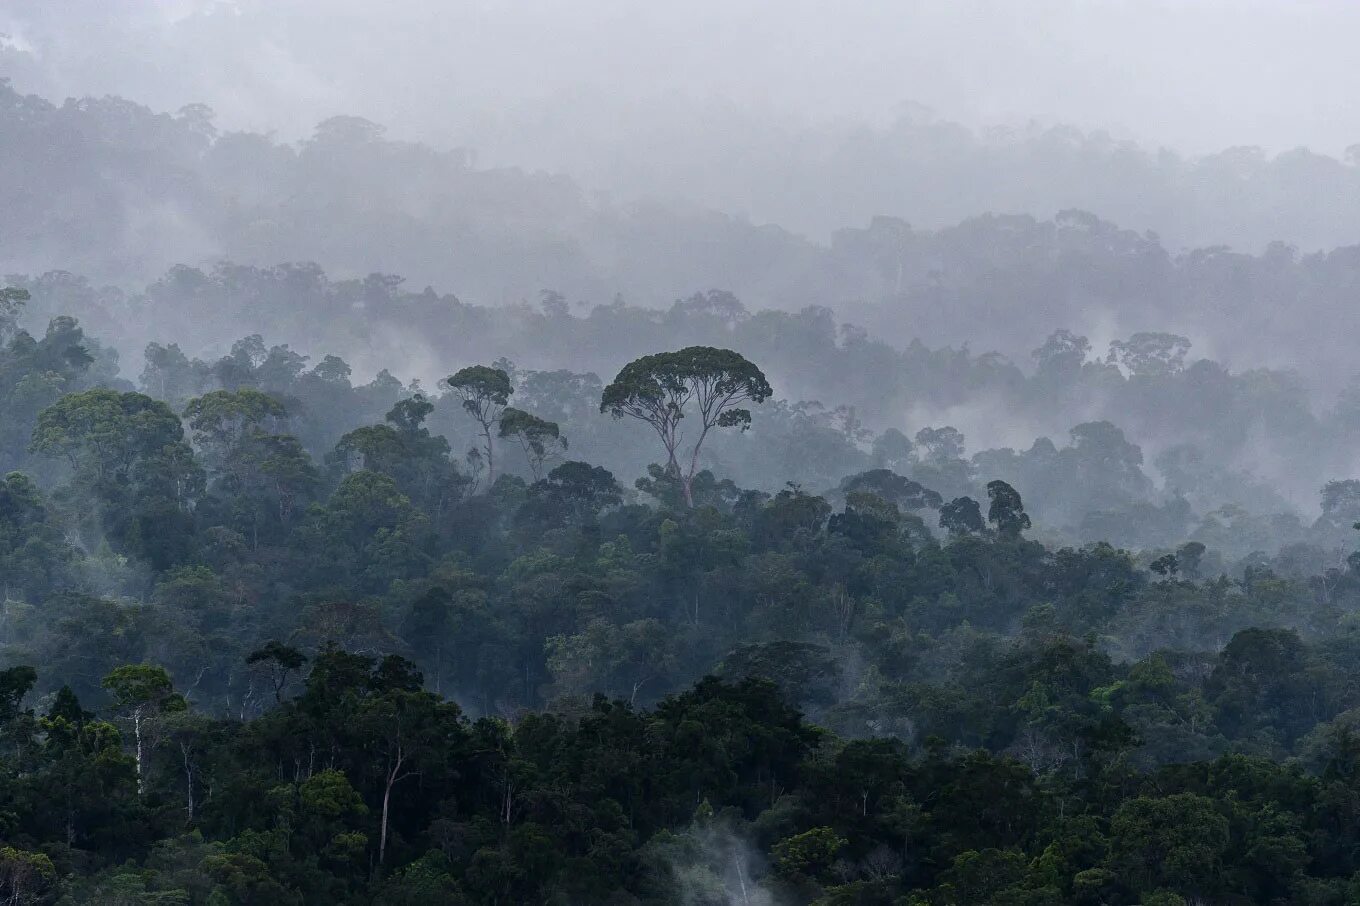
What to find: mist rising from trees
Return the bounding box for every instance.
[8,5,1360,902]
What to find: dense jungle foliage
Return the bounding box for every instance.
[6,282,1360,904]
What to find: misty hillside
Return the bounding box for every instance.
[8,260,1360,556]
[14,7,1360,903]
[12,83,1360,542]
[11,266,1360,903]
[562,107,1360,253]
[8,80,1360,392]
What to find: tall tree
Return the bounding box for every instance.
[940,495,985,536]
[31,389,203,567]
[334,394,467,519]
[600,347,771,506]
[31,389,188,484]
[986,479,1031,540]
[101,664,183,795]
[0,474,76,601]
[246,641,308,704]
[446,365,513,485]
[498,407,566,480]
[182,388,288,471]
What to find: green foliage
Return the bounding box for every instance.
[0,845,56,905]
[184,389,287,457]
[446,365,513,482]
[1109,794,1229,899]
[773,826,848,878]
[447,365,512,408]
[10,305,1360,902]
[939,495,984,536]
[0,472,77,601]
[498,406,566,479]
[31,388,186,479]
[0,286,29,337]
[102,664,176,709]
[601,346,771,505]
[30,388,201,568]
[986,480,1031,540]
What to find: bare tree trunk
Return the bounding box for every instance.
[661,421,681,483]
[482,426,495,484]
[133,707,144,796]
[734,855,751,905]
[379,749,405,865]
[683,423,712,508]
[181,742,194,823]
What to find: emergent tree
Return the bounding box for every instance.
[446,365,513,485]
[600,347,771,507]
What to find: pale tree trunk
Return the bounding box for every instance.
[734,855,752,905]
[682,421,713,508]
[661,420,681,484]
[482,426,495,484]
[379,748,405,865]
[133,707,144,796]
[181,742,194,823]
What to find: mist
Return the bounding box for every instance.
[6,0,1360,249]
[9,1,1360,154]
[10,5,1360,903]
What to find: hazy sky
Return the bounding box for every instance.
[3,0,1359,163]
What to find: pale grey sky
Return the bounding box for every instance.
[3,0,1358,159]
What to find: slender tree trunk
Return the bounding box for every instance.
[182,742,194,823]
[133,707,144,796]
[734,855,751,905]
[379,749,404,865]
[483,426,495,484]
[630,676,653,706]
[683,422,712,508]
[379,782,391,864]
[663,422,681,480]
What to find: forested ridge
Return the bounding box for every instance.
[7,280,1360,904]
[12,266,1360,557]
[11,7,1360,903]
[12,78,1360,387]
